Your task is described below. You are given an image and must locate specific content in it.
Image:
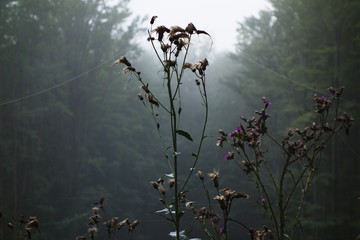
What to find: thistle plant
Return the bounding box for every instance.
[183,170,252,240]
[76,196,140,240]
[1,214,40,240]
[113,16,211,239]
[217,87,354,240]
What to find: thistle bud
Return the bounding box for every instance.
[196,171,205,180]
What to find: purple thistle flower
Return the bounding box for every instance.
[225,151,234,160]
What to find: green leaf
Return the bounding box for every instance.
[176,129,193,141]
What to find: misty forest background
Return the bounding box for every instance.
[0,0,359,239]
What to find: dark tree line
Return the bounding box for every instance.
[0,1,159,239]
[220,0,360,239]
[0,0,359,239]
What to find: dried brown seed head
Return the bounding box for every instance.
[92,207,99,214]
[150,181,159,189]
[185,22,197,34]
[153,25,170,41]
[196,171,205,180]
[129,220,140,231]
[208,170,220,188]
[169,26,185,36]
[150,16,158,25]
[168,178,175,188]
[157,184,166,195]
[113,56,131,67]
[185,201,195,209]
[117,218,129,229]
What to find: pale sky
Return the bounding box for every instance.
[128,0,271,52]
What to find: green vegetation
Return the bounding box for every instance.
[0,0,359,240]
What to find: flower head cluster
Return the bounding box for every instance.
[195,207,221,225]
[217,97,271,161]
[207,170,220,188]
[249,225,273,240]
[337,112,354,136]
[12,215,40,240]
[183,58,209,76]
[213,188,249,211]
[76,197,139,240]
[313,94,332,113]
[149,18,210,58]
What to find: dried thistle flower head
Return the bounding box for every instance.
[196,171,205,180]
[168,178,175,188]
[185,201,195,209]
[185,22,197,34]
[88,226,98,238]
[129,220,140,232]
[92,206,99,214]
[25,216,39,230]
[150,181,159,189]
[222,188,249,200]
[153,25,170,41]
[160,42,170,52]
[199,58,209,70]
[169,25,185,36]
[150,16,158,24]
[112,56,131,67]
[213,194,226,210]
[208,170,220,188]
[157,184,166,195]
[122,66,136,74]
[117,218,130,230]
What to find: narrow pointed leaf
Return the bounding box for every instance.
[176,129,193,141]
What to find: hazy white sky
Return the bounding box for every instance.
[128,0,271,52]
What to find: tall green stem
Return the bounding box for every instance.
[166,66,180,239]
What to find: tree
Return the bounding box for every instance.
[223,0,360,239]
[0,1,147,239]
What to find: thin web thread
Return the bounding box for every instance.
[0,49,127,107]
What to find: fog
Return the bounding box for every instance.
[0,1,359,240]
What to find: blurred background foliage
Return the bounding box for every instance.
[0,0,359,239]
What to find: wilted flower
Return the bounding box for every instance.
[88,226,98,238]
[160,42,170,52]
[117,218,129,230]
[185,22,197,34]
[185,201,195,209]
[168,178,175,188]
[169,25,185,37]
[92,207,99,214]
[208,170,220,188]
[337,112,354,135]
[112,56,132,67]
[152,25,170,41]
[150,16,158,25]
[313,94,332,113]
[262,96,271,108]
[157,184,166,195]
[196,171,205,180]
[150,181,159,189]
[225,151,234,160]
[129,220,140,232]
[213,195,226,210]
